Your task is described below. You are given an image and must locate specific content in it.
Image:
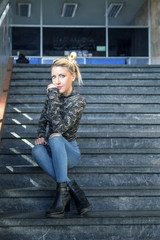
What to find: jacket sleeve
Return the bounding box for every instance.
[48,88,86,135]
[37,96,48,138]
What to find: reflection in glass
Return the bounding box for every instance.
[12,27,40,56]
[109,28,148,57]
[43,28,106,57]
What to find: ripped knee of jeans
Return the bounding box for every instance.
[49,133,61,139]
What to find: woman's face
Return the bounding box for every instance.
[51,66,75,96]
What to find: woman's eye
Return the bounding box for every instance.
[60,74,65,78]
[52,76,56,79]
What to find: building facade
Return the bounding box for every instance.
[1,0,160,64]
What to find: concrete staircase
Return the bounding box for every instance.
[1,64,160,239]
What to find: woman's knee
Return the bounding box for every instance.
[32,144,45,157]
[49,134,63,145]
[49,133,61,139]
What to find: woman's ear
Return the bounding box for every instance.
[72,73,76,82]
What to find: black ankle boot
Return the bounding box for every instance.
[46,182,71,218]
[68,180,91,215]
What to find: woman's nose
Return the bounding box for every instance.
[55,77,61,85]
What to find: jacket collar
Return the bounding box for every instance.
[61,88,76,98]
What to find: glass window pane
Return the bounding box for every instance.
[12,27,40,56]
[109,28,148,57]
[43,28,106,57]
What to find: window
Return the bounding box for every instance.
[109,28,148,57]
[12,27,40,56]
[43,27,106,56]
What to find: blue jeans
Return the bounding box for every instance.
[32,136,81,183]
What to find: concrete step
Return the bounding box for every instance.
[2,138,160,150]
[9,86,160,95]
[12,64,160,72]
[1,148,160,155]
[1,210,160,240]
[11,71,160,80]
[3,124,160,138]
[2,186,160,197]
[4,123,160,132]
[1,165,160,187]
[5,103,160,114]
[1,165,160,174]
[7,94,160,103]
[10,79,160,86]
[3,128,160,138]
[4,112,160,125]
[1,152,160,167]
[1,186,160,212]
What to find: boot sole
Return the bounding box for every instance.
[79,206,91,216]
[46,212,64,218]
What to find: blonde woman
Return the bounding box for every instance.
[32,52,91,218]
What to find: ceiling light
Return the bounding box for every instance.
[108,3,124,18]
[17,2,31,17]
[61,3,78,17]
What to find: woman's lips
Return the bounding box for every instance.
[57,86,62,90]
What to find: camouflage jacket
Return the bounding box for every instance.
[37,88,86,142]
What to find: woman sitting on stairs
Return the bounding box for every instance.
[32,52,91,218]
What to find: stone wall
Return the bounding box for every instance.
[130,1,148,26]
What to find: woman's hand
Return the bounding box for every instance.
[35,137,47,146]
[47,83,56,93]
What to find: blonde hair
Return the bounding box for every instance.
[51,52,83,86]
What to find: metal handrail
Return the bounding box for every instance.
[0,0,9,17]
[0,0,10,99]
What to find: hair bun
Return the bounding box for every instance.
[68,52,77,62]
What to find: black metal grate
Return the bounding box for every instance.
[61,3,78,18]
[108,3,123,18]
